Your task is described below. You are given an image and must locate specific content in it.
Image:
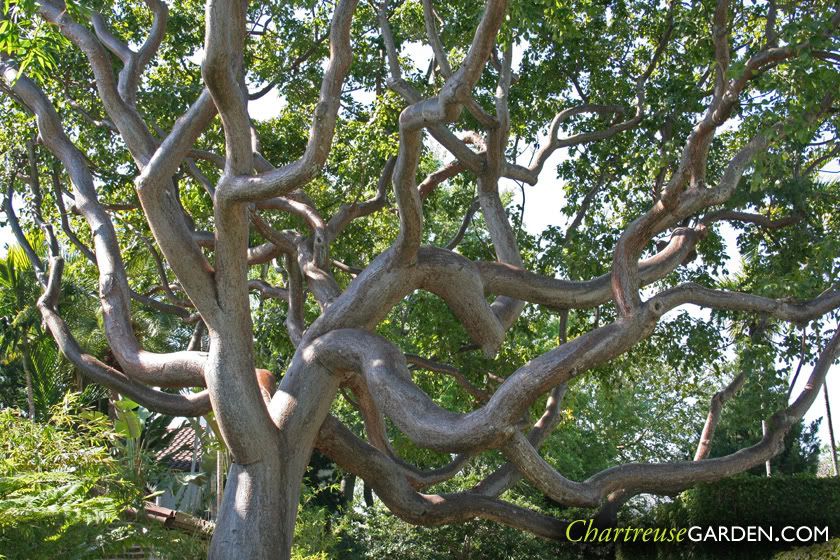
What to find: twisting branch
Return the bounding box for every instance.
[36,255,211,416]
[612,99,830,317]
[504,104,630,185]
[702,209,804,230]
[274,266,301,350]
[694,371,747,461]
[1,158,210,415]
[473,383,568,497]
[478,227,706,309]
[504,4,674,186]
[200,0,282,466]
[1,61,207,389]
[474,310,570,497]
[327,157,395,241]
[563,163,614,244]
[37,0,157,159]
[422,0,451,78]
[786,328,808,401]
[405,353,491,403]
[655,283,840,325]
[91,0,169,106]
[215,0,360,202]
[24,140,60,260]
[257,197,328,267]
[803,141,840,176]
[2,172,47,285]
[316,415,571,539]
[248,279,290,301]
[578,327,840,500]
[378,0,509,265]
[483,320,840,508]
[54,164,193,319]
[418,160,467,199]
[378,9,484,175]
[51,164,96,263]
[303,275,839,496]
[6,0,839,551]
[140,236,190,307]
[444,198,480,250]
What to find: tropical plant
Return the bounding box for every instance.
[0,393,208,559]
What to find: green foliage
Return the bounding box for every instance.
[0,394,207,559]
[0,394,135,558]
[647,476,840,559]
[0,244,106,417]
[704,339,822,476]
[337,505,585,560]
[290,491,347,560]
[0,0,69,81]
[1,0,839,554]
[774,538,840,560]
[660,475,840,533]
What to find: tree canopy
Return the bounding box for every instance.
[0,0,839,557]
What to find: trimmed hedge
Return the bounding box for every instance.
[638,475,840,560]
[659,475,840,533]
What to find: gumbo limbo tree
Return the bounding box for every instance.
[1,0,840,556]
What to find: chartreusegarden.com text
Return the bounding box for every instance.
[566,519,829,544]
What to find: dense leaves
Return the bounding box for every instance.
[0,394,207,559]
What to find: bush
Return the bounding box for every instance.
[646,475,840,560]
[659,475,840,533]
[0,395,207,559]
[336,505,594,560]
[774,538,840,559]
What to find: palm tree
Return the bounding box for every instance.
[0,244,41,418]
[0,244,80,419]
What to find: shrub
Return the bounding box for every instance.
[659,475,840,533]
[0,395,207,559]
[774,538,840,559]
[646,475,840,560]
[338,505,593,560]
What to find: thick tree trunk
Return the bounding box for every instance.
[209,426,329,559]
[210,455,293,559]
[206,340,341,559]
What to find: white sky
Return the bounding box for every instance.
[0,42,837,467]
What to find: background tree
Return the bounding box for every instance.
[1,0,839,558]
[0,243,88,419]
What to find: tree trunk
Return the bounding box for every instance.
[209,432,328,559]
[206,340,341,559]
[210,455,293,559]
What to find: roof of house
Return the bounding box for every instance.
[156,424,202,471]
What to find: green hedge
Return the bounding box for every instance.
[659,475,840,533]
[639,475,840,560]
